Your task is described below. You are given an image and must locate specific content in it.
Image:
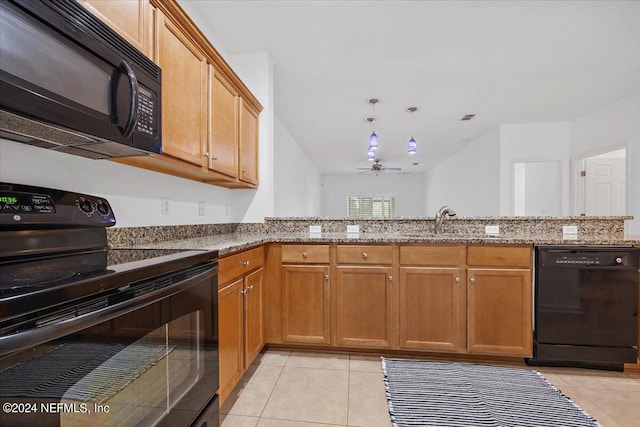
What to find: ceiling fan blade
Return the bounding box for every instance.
[356,167,372,170]
[381,167,402,171]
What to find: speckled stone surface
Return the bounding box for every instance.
[107,217,638,255]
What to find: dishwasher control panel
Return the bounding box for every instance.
[538,246,638,269]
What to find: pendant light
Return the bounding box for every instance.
[366,146,376,161]
[407,106,418,154]
[368,99,379,150]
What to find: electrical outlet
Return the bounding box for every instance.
[347,225,360,233]
[198,201,205,216]
[161,197,169,215]
[309,225,322,234]
[563,225,578,234]
[485,225,499,235]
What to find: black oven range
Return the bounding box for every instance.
[0,183,219,427]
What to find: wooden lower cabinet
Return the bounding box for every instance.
[335,266,394,348]
[467,268,532,356]
[218,279,244,402]
[281,265,331,344]
[217,260,264,404]
[399,267,464,352]
[244,268,264,365]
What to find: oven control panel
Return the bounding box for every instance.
[0,183,115,228]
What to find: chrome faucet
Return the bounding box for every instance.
[435,206,457,233]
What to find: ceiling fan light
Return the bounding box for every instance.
[367,147,375,161]
[407,137,417,154]
[369,131,379,149]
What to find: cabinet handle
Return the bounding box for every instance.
[241,289,248,295]
[324,274,329,281]
[455,277,460,283]
[248,285,254,291]
[212,155,218,160]
[387,275,393,281]
[362,252,368,259]
[469,277,475,283]
[203,152,210,158]
[243,261,250,267]
[302,252,308,258]
[242,169,246,174]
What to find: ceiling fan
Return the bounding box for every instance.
[356,159,402,175]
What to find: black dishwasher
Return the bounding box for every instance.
[530,246,639,370]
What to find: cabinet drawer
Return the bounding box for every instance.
[219,246,264,286]
[281,244,329,264]
[467,245,531,268]
[400,245,465,266]
[336,245,393,265]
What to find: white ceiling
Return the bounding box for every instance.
[188,1,640,175]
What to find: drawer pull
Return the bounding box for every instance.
[324,274,329,281]
[362,252,368,259]
[469,277,476,283]
[388,275,393,281]
[455,277,460,283]
[243,261,250,267]
[302,252,308,258]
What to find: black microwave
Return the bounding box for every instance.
[0,0,162,159]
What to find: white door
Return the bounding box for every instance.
[585,157,625,215]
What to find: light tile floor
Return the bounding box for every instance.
[220,350,640,427]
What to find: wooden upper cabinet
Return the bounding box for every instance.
[78,0,152,58]
[208,67,239,179]
[155,10,207,166]
[239,99,259,186]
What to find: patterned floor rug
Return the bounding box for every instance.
[381,358,599,427]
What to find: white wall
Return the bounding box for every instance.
[274,117,321,216]
[424,127,501,216]
[499,122,572,216]
[321,173,425,217]
[0,139,232,227]
[572,92,640,234]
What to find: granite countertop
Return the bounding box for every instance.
[112,232,640,256]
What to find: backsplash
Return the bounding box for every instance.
[107,216,630,247]
[264,216,629,238]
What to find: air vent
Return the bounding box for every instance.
[461,114,476,121]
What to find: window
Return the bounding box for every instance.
[348,195,396,218]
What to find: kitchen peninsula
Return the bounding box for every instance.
[108,216,640,404]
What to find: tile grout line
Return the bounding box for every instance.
[257,351,290,424]
[346,354,352,427]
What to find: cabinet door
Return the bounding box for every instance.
[218,279,244,403]
[78,0,151,58]
[467,268,532,356]
[399,267,464,352]
[155,11,207,166]
[335,266,394,348]
[244,268,264,368]
[239,99,259,185]
[208,67,239,178]
[281,265,331,344]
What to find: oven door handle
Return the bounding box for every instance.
[0,264,217,357]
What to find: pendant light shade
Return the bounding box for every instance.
[365,99,380,159]
[407,106,418,154]
[369,131,379,150]
[407,136,417,154]
[367,147,376,161]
